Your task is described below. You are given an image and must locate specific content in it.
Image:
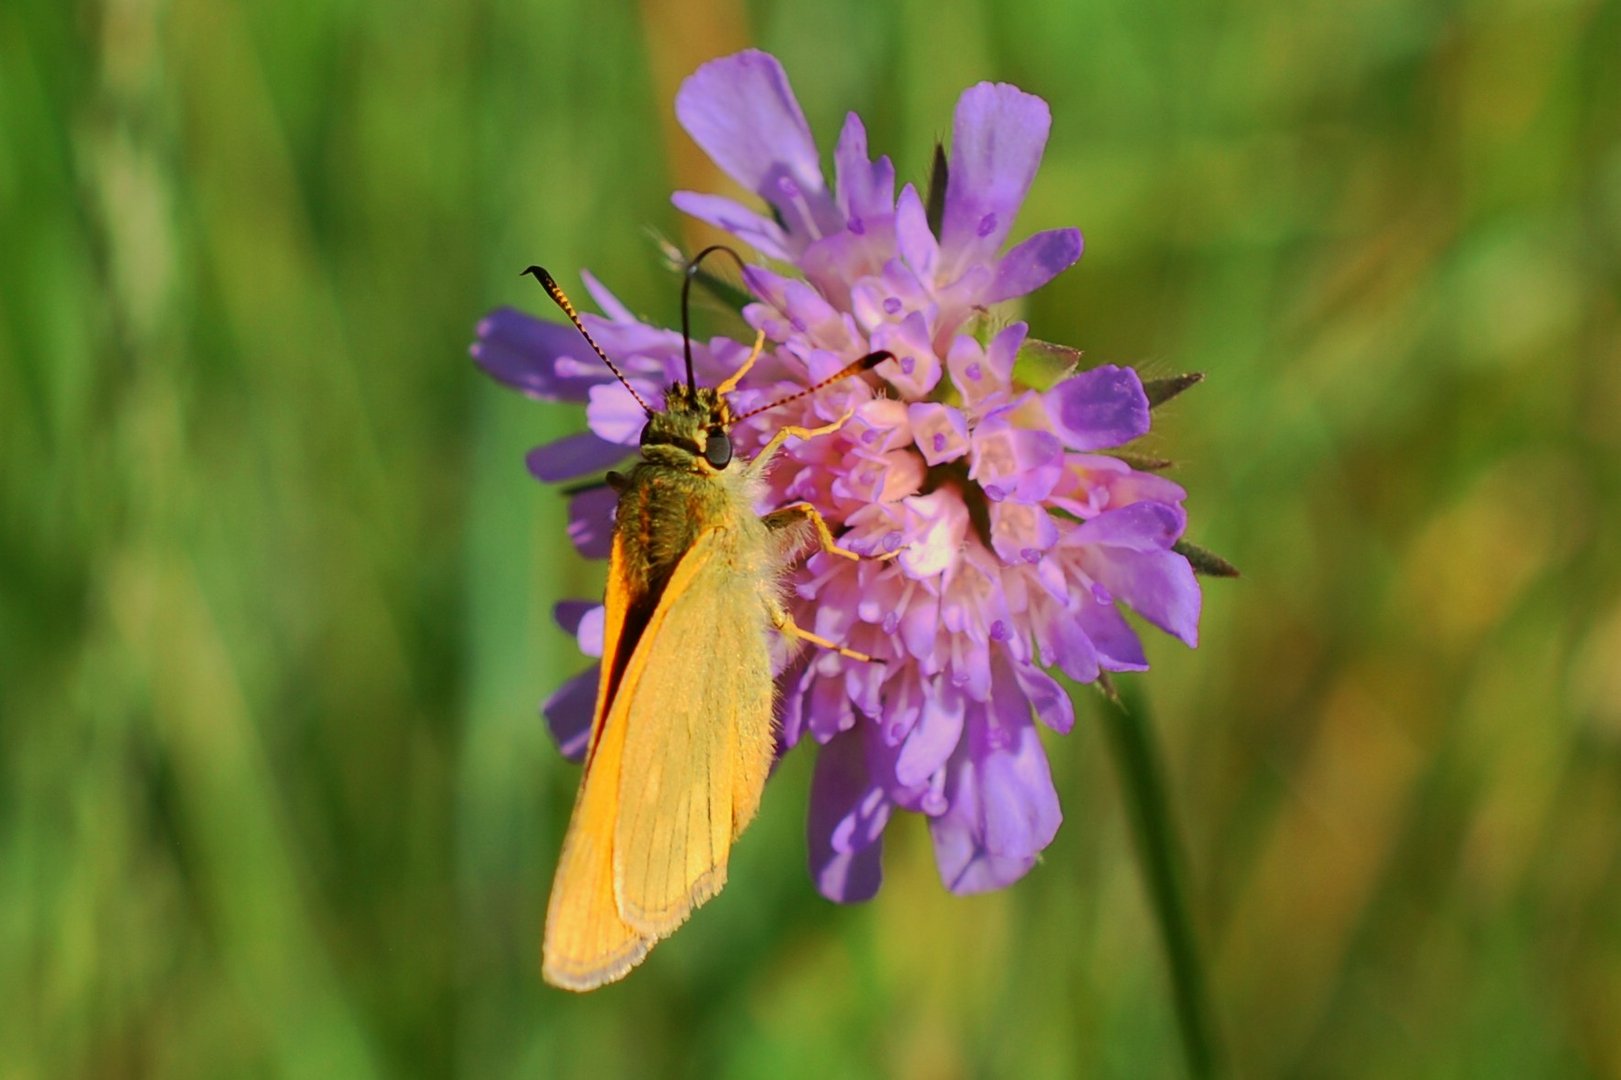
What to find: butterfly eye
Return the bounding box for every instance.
[639,421,654,447]
[703,427,732,469]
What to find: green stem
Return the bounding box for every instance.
[1100,682,1223,1079]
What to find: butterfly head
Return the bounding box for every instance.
[640,384,734,472]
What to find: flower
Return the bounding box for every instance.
[471,51,1200,900]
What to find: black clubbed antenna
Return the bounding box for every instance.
[680,244,749,394]
[522,266,654,417]
[732,350,893,424]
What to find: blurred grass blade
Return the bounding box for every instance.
[1100,682,1223,1079]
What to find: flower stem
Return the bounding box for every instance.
[1100,682,1223,1078]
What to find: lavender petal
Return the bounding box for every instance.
[674,50,841,242]
[525,432,632,484]
[566,485,617,560]
[471,308,608,402]
[542,667,597,763]
[808,727,889,903]
[938,83,1051,277]
[1045,365,1152,451]
[986,228,1084,304]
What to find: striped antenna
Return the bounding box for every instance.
[731,351,894,425]
[522,266,654,417]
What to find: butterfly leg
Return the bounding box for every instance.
[749,409,855,470]
[716,329,767,395]
[761,501,861,561]
[763,501,905,564]
[766,595,874,662]
[560,471,629,496]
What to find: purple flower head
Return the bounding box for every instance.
[472,51,1202,902]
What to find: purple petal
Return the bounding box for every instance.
[674,50,841,242]
[807,724,895,902]
[834,112,896,223]
[985,322,1026,385]
[553,600,596,638]
[525,432,631,483]
[1055,455,1189,519]
[899,590,940,663]
[575,606,604,657]
[585,379,655,446]
[578,269,637,324]
[870,310,943,403]
[806,671,856,743]
[1044,365,1151,451]
[844,651,886,717]
[988,501,1059,564]
[1083,547,1201,648]
[875,666,926,746]
[894,489,968,580]
[978,683,1062,859]
[671,191,793,262]
[566,485,617,559]
[743,267,850,348]
[812,842,884,905]
[986,228,1084,304]
[542,668,597,763]
[470,308,608,402]
[970,418,1063,504]
[896,681,965,787]
[1033,603,1101,684]
[774,657,814,750]
[1013,662,1074,734]
[1077,593,1148,671]
[810,728,893,855]
[906,402,969,466]
[799,225,899,308]
[938,84,1052,277]
[849,257,933,337]
[894,184,939,282]
[1073,501,1186,552]
[928,726,1040,894]
[931,808,1036,893]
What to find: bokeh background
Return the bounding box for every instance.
[5,0,1620,1075]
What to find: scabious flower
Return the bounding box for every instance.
[472,50,1200,900]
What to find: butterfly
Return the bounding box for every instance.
[523,252,889,990]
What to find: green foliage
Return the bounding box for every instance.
[4,0,1620,1075]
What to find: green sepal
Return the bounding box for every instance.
[1143,372,1204,409]
[1013,337,1084,391]
[1107,451,1175,472]
[925,141,948,237]
[1172,540,1240,578]
[1096,670,1122,704]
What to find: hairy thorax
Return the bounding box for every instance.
[614,454,770,604]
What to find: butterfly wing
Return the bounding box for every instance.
[542,533,651,991]
[542,524,777,986]
[609,525,776,937]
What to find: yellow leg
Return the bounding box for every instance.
[762,501,860,560]
[768,598,875,663]
[716,329,767,395]
[751,408,854,468]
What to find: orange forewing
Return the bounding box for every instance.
[542,532,647,989]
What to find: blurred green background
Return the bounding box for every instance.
[5,0,1620,1075]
